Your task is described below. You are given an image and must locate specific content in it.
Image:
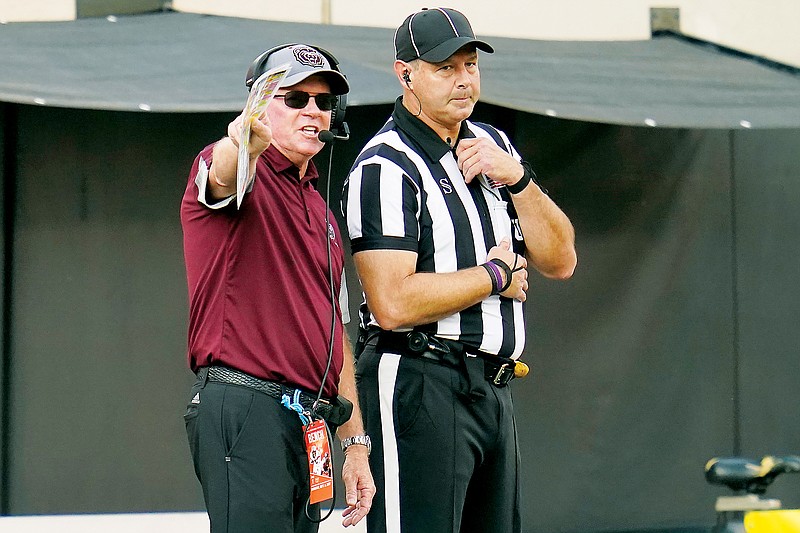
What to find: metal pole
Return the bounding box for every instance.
[321,0,331,24]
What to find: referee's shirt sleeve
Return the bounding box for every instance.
[343,159,420,254]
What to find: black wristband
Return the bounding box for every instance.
[507,160,547,195]
[506,169,531,194]
[489,258,514,293]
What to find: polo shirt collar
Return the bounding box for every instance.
[263,144,319,185]
[392,97,471,163]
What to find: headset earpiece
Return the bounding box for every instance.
[402,71,412,86]
[330,92,347,138]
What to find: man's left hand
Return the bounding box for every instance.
[455,137,524,186]
[340,446,375,527]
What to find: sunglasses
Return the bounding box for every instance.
[274,91,337,112]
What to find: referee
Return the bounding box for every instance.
[342,8,577,533]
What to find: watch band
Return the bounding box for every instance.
[341,434,371,455]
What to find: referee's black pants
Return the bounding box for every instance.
[355,343,522,533]
[184,372,321,533]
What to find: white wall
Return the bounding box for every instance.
[0,0,74,21]
[166,0,323,23]
[0,1,796,69]
[676,0,800,67]
[330,0,654,40]
[170,0,800,67]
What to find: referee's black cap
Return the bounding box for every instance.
[394,7,494,63]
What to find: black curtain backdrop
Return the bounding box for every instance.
[1,103,798,532]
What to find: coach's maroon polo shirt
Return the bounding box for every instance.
[181,143,345,398]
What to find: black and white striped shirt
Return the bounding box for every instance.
[343,98,527,359]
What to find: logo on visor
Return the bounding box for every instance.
[293,47,326,68]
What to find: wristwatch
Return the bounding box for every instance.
[341,434,371,455]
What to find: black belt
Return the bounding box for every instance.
[371,330,517,387]
[201,366,336,420]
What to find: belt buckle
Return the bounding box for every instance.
[492,363,514,386]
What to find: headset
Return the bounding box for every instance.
[402,69,423,117]
[245,43,349,139]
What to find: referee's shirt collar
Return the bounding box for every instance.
[392,97,471,163]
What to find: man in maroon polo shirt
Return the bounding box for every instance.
[180,44,374,532]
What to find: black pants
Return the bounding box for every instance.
[355,343,522,533]
[184,373,320,533]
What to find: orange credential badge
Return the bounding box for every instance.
[304,419,333,504]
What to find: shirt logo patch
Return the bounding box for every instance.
[439,178,453,194]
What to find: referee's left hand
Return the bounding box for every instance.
[340,446,375,527]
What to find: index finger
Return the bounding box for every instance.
[341,502,368,527]
[454,137,479,156]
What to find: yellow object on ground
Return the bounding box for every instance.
[745,510,800,532]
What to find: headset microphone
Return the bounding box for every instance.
[317,122,350,143]
[318,130,336,143]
